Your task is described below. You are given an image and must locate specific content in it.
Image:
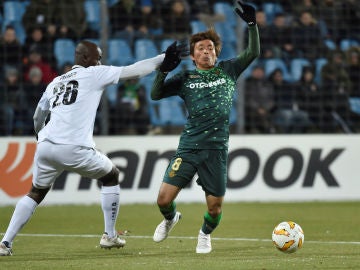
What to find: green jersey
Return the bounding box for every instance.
[151,25,260,150]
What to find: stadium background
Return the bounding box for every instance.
[1,0,359,136]
[0,0,360,205]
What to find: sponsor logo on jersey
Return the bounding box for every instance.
[168,170,176,178]
[188,78,226,89]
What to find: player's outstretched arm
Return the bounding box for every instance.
[119,54,165,80]
[151,41,190,100]
[235,1,260,61]
[118,41,189,81]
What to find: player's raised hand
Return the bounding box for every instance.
[159,41,181,73]
[235,1,256,26]
[176,41,190,59]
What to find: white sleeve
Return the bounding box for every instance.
[118,54,165,81]
[33,106,50,134]
[33,92,50,134]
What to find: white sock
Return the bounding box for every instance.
[101,185,120,238]
[1,196,38,246]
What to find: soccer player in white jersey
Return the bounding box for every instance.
[0,40,184,256]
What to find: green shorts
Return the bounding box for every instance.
[163,148,228,197]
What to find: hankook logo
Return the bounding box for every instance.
[0,142,35,196]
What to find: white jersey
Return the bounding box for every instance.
[37,65,122,147]
[35,55,164,147]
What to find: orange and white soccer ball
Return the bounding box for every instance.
[272,221,304,253]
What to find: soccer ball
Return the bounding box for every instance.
[272,221,304,253]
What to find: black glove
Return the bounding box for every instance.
[234,1,256,26]
[159,41,181,73]
[176,41,190,59]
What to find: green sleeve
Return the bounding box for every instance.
[219,25,260,79]
[150,71,168,100]
[151,71,184,100]
[237,24,260,65]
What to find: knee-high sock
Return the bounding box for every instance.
[201,211,222,234]
[159,201,176,220]
[101,185,120,238]
[1,196,38,246]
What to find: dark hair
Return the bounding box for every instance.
[300,66,315,82]
[5,25,15,31]
[190,28,222,57]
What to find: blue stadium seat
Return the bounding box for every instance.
[160,39,191,73]
[241,59,259,79]
[213,2,238,39]
[324,39,337,50]
[179,58,193,70]
[349,98,360,115]
[314,58,328,85]
[219,42,236,60]
[134,38,158,61]
[106,84,118,106]
[84,0,101,32]
[140,74,156,105]
[85,38,100,46]
[318,19,329,38]
[214,22,236,46]
[213,2,236,28]
[228,91,238,125]
[15,23,26,45]
[290,58,311,82]
[107,0,119,6]
[264,58,292,81]
[2,1,27,43]
[190,20,207,34]
[166,58,193,77]
[140,75,187,127]
[3,1,26,26]
[150,96,187,126]
[160,97,187,126]
[107,38,134,66]
[54,39,76,69]
[262,2,284,24]
[160,38,175,53]
[340,39,359,51]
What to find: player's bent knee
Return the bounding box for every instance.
[157,182,180,207]
[207,202,222,217]
[157,197,171,208]
[208,208,222,218]
[156,191,175,208]
[99,165,119,186]
[28,185,50,204]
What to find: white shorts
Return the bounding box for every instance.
[32,140,113,188]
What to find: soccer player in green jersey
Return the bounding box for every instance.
[151,1,260,253]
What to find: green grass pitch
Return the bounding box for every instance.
[1,201,359,270]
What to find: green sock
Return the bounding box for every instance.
[201,211,222,234]
[159,201,176,220]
